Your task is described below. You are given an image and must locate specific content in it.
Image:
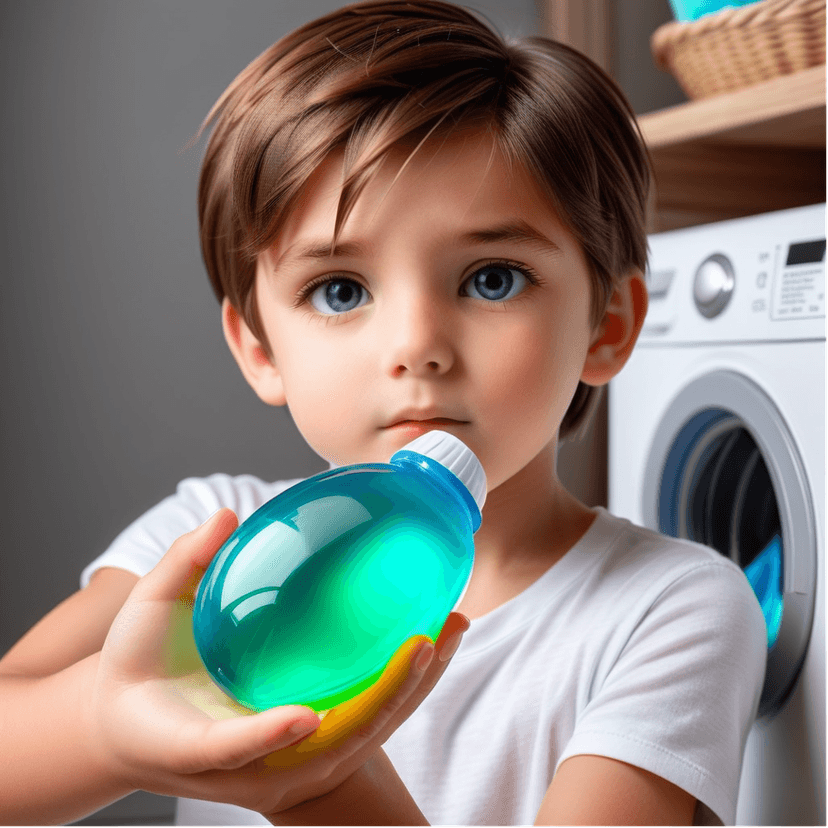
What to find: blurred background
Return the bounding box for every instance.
[0,1,685,823]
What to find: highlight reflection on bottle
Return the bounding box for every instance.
[192,431,486,712]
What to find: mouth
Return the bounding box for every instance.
[383,416,469,431]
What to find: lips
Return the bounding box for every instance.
[389,417,466,427]
[384,411,469,429]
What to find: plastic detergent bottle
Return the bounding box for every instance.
[192,430,486,713]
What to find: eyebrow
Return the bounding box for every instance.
[275,219,562,270]
[276,239,369,269]
[457,220,562,256]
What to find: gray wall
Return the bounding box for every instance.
[611,0,685,115]
[0,1,540,824]
[1,1,684,824]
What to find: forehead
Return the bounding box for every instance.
[269,126,568,263]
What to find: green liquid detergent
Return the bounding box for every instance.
[192,431,486,712]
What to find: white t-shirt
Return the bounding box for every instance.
[82,473,767,826]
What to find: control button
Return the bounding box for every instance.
[647,268,675,300]
[694,254,735,319]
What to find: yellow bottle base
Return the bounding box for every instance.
[264,634,432,768]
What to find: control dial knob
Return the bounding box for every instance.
[693,254,735,319]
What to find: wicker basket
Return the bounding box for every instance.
[651,0,826,99]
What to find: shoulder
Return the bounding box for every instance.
[592,507,726,566]
[556,511,767,825]
[80,472,305,586]
[587,508,758,610]
[131,471,305,545]
[170,472,304,523]
[571,509,767,697]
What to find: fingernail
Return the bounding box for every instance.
[415,642,435,672]
[439,629,465,662]
[276,718,320,748]
[291,719,320,739]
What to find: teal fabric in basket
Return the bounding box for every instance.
[668,0,762,22]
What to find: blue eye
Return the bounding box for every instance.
[464,264,529,301]
[309,279,369,315]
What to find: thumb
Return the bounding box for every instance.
[130,508,239,604]
[182,705,322,773]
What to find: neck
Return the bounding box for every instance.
[472,440,596,575]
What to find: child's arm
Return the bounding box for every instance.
[270,748,428,826]
[0,566,139,676]
[0,568,140,822]
[535,754,696,825]
[0,651,137,823]
[264,712,695,827]
[0,510,465,824]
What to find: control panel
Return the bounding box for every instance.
[771,238,826,321]
[643,203,826,343]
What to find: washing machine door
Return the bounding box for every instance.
[642,370,817,717]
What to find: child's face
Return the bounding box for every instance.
[243,129,601,492]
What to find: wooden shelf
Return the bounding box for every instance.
[639,66,826,231]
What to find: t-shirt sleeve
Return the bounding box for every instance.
[556,561,767,826]
[80,473,300,587]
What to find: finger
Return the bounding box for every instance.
[180,705,322,773]
[434,611,470,663]
[131,509,239,604]
[298,612,470,755]
[263,635,432,768]
[261,614,471,770]
[372,611,469,742]
[263,614,470,775]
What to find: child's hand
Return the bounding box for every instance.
[89,509,468,816]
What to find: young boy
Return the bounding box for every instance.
[0,0,767,824]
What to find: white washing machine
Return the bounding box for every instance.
[609,203,825,825]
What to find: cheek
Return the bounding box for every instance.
[480,317,582,395]
[283,348,355,411]
[273,330,370,446]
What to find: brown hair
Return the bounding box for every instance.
[196,0,651,438]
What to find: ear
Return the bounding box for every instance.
[580,270,648,387]
[221,297,287,406]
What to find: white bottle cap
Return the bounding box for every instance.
[400,430,487,511]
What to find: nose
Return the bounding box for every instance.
[380,290,455,379]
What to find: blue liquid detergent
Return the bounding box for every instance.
[743,533,784,648]
[192,431,486,713]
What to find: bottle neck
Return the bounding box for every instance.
[391,450,482,533]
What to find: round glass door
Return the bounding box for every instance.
[643,371,816,717]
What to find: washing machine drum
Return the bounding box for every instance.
[643,371,817,718]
